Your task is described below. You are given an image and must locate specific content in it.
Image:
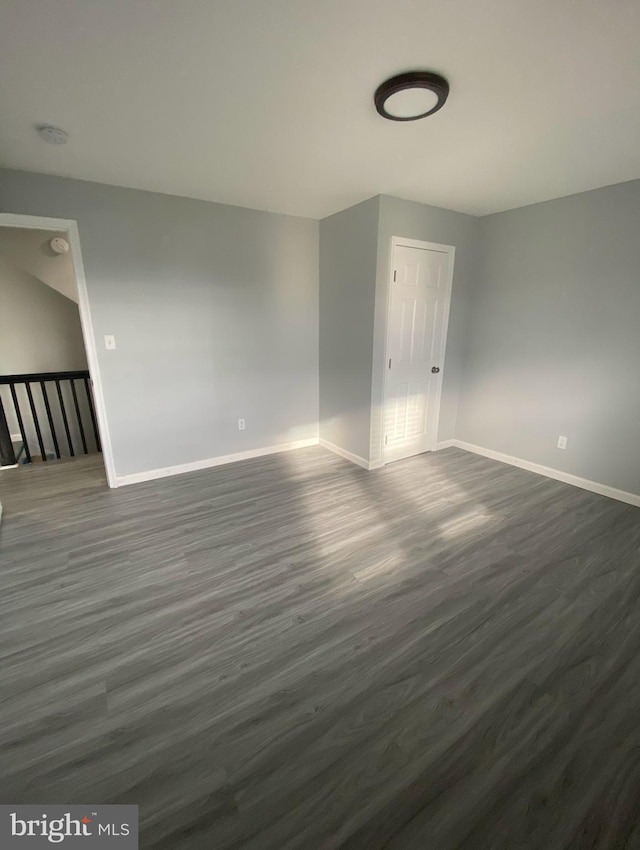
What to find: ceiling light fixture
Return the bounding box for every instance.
[38,126,69,144]
[374,71,449,121]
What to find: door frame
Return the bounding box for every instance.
[0,213,117,488]
[382,236,456,464]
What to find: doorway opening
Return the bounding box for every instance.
[382,237,455,464]
[0,214,115,488]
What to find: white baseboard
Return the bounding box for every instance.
[112,433,640,507]
[452,439,640,508]
[319,438,375,470]
[115,438,319,487]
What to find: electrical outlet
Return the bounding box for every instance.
[238,419,245,431]
[557,435,568,450]
[104,335,116,350]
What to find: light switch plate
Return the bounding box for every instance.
[557,435,568,450]
[104,335,116,350]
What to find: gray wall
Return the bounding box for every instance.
[0,258,87,375]
[0,169,319,478]
[370,195,480,463]
[5,168,636,495]
[457,180,640,495]
[319,197,380,459]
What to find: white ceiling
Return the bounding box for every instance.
[1,0,639,219]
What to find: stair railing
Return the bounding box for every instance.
[0,370,101,465]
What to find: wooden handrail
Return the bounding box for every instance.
[0,370,90,384]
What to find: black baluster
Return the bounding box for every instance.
[83,376,101,452]
[10,382,31,463]
[70,379,88,455]
[40,381,61,459]
[55,379,74,456]
[25,382,47,461]
[0,397,17,466]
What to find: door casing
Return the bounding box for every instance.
[0,213,117,487]
[381,236,455,464]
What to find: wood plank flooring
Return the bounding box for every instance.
[1,446,640,849]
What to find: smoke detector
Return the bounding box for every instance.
[50,236,70,255]
[38,126,68,144]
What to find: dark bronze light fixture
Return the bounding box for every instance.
[374,71,449,121]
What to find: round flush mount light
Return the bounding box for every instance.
[374,71,449,121]
[38,125,69,144]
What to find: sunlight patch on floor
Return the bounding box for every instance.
[438,510,493,538]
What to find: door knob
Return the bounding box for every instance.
[431,366,440,374]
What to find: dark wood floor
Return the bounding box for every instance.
[1,447,640,849]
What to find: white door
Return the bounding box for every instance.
[383,240,454,463]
